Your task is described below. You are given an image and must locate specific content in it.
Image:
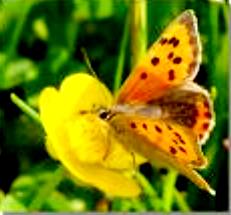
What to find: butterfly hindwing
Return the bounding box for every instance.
[150,82,215,145]
[110,114,206,167]
[109,113,214,195]
[117,10,201,104]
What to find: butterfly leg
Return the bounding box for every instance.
[102,129,112,161]
[130,151,139,175]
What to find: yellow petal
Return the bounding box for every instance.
[66,114,146,168]
[66,115,108,164]
[59,73,113,118]
[46,115,141,197]
[39,87,65,134]
[56,138,142,197]
[38,72,145,197]
[45,138,58,160]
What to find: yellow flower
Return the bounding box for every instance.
[39,72,146,197]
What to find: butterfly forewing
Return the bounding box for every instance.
[117,10,201,104]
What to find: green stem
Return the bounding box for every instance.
[113,0,147,93]
[174,190,190,212]
[162,170,178,212]
[10,93,41,124]
[113,15,129,93]
[130,0,147,66]
[128,0,164,211]
[136,172,162,210]
[136,172,158,197]
[28,166,64,211]
[130,198,146,212]
[6,0,34,60]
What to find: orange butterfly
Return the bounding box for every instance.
[97,10,215,195]
[39,9,215,197]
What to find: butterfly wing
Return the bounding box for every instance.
[109,114,215,195]
[150,82,215,145]
[110,81,215,194]
[117,10,201,104]
[111,10,214,195]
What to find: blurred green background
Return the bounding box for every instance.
[0,0,229,212]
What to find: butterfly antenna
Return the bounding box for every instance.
[81,47,98,78]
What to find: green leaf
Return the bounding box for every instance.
[11,175,36,191]
[10,175,37,206]
[0,190,5,204]
[0,195,27,212]
[43,191,86,212]
[0,58,38,89]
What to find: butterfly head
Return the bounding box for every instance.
[98,108,113,120]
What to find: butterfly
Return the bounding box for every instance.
[39,9,215,197]
[95,9,215,195]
